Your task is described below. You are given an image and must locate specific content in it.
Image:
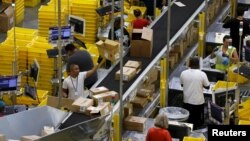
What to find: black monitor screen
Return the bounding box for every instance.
[69,15,85,36]
[0,76,18,91]
[49,26,71,41]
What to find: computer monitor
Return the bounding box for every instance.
[69,15,85,36]
[48,26,71,41]
[29,59,40,85]
[0,76,18,92]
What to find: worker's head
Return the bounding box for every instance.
[69,64,80,77]
[0,101,5,114]
[223,35,231,47]
[237,7,245,17]
[134,9,142,18]
[189,57,200,69]
[65,43,77,56]
[114,17,121,29]
[154,113,169,129]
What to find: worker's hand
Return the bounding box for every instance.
[97,56,103,64]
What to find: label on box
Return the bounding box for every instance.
[80,106,86,112]
[123,75,129,81]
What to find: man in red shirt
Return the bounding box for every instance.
[132,9,150,29]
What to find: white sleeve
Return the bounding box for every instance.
[62,79,68,89]
[180,72,184,84]
[202,72,210,87]
[79,72,87,80]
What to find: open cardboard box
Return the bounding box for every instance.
[130,27,153,58]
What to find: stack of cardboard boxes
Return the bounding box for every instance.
[130,67,158,108]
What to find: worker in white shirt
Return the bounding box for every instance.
[62,63,100,100]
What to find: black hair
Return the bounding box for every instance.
[237,7,245,16]
[189,57,200,69]
[65,43,76,52]
[223,35,231,42]
[114,17,121,29]
[134,9,141,18]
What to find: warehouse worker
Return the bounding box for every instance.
[62,63,100,100]
[146,113,172,141]
[180,57,210,130]
[211,35,239,72]
[132,9,150,29]
[223,7,250,61]
[65,43,98,89]
[0,101,5,117]
[108,17,130,47]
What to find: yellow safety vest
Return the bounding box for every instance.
[215,45,236,71]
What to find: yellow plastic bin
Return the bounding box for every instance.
[16,89,49,105]
[212,80,237,93]
[183,136,206,141]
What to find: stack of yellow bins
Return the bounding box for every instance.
[27,36,54,93]
[0,28,36,79]
[71,0,99,44]
[38,5,67,37]
[3,0,25,25]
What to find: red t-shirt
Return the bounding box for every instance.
[132,18,150,29]
[146,127,172,141]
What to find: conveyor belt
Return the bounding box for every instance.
[97,0,205,93]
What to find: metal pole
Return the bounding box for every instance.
[111,0,115,40]
[165,0,172,106]
[12,1,17,75]
[119,0,124,140]
[57,0,63,108]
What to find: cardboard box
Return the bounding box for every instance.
[0,134,6,141]
[124,102,133,118]
[41,126,55,136]
[137,84,155,97]
[130,28,153,58]
[104,39,120,50]
[87,102,111,116]
[124,60,142,71]
[89,86,109,95]
[96,39,120,62]
[130,96,148,108]
[146,68,159,84]
[71,97,94,113]
[0,5,14,32]
[47,96,74,111]
[92,91,119,105]
[115,67,137,82]
[124,116,147,132]
[21,135,40,141]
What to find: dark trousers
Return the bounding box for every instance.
[183,103,204,130]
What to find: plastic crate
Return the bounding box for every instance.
[24,0,41,7]
[238,120,250,125]
[212,80,237,93]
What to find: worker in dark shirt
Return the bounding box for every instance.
[223,7,250,61]
[141,0,167,16]
[65,43,98,89]
[108,17,130,47]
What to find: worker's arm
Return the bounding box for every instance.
[230,49,239,63]
[62,88,68,98]
[86,64,99,78]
